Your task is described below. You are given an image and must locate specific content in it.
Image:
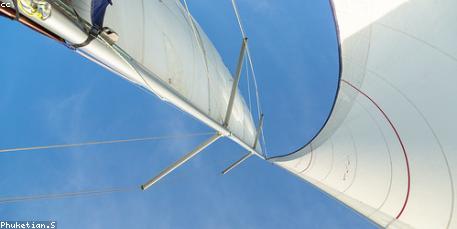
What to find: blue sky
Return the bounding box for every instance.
[0,0,375,228]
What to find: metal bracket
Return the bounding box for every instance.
[223,37,248,127]
[140,38,251,191]
[141,133,221,190]
[222,152,252,175]
[221,114,264,175]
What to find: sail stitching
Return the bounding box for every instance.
[371,70,455,229]
[354,99,394,218]
[342,79,411,221]
[321,138,335,181]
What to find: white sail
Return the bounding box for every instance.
[270,0,457,228]
[4,0,259,152]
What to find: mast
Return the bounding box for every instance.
[2,0,264,187]
[0,1,63,42]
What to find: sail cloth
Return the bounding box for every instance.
[83,0,258,148]
[73,0,258,147]
[270,0,457,228]
[6,0,259,149]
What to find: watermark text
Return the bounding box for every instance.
[0,2,12,8]
[0,221,57,229]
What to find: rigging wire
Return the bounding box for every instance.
[230,0,268,157]
[0,1,268,206]
[0,132,213,154]
[245,55,252,113]
[246,49,263,119]
[0,186,137,205]
[180,0,268,156]
[248,48,269,156]
[0,131,213,204]
[230,0,247,38]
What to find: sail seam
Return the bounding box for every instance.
[321,138,335,181]
[354,99,394,218]
[298,144,314,174]
[341,79,411,220]
[371,70,455,229]
[341,127,358,193]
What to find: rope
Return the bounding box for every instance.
[247,48,268,156]
[245,55,252,112]
[229,0,268,156]
[0,186,137,205]
[0,132,213,154]
[230,0,247,38]
[246,49,262,119]
[229,1,262,115]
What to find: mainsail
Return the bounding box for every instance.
[1,0,261,155]
[4,0,456,227]
[0,0,265,191]
[270,0,457,228]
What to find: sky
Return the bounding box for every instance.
[0,0,376,228]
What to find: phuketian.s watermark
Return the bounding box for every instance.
[0,221,57,229]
